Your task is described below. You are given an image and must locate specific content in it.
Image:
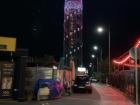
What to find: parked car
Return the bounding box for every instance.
[72,75,92,93]
[90,77,98,83]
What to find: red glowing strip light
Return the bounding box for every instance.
[134,39,140,48]
[113,38,140,65]
[113,55,130,64]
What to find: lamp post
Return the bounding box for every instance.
[108,27,111,75]
[93,45,103,62]
[96,26,111,75]
[89,63,93,77]
[93,45,103,82]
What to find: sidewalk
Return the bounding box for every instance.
[92,83,134,105]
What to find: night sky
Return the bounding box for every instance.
[0,0,140,66]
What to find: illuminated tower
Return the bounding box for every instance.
[64,0,83,68]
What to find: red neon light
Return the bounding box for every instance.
[134,39,140,48]
[113,55,130,64]
[113,38,140,65]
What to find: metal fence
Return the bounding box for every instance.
[109,70,136,100]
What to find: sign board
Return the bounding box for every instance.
[0,62,14,97]
[129,48,140,59]
[77,67,88,75]
[0,36,16,52]
[78,67,86,72]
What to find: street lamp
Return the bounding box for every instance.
[91,54,95,58]
[93,45,103,82]
[93,45,102,62]
[97,27,104,33]
[93,45,98,51]
[96,26,111,75]
[91,54,98,73]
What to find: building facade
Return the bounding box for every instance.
[64,0,83,68]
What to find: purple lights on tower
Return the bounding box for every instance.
[64,0,83,67]
[64,0,83,14]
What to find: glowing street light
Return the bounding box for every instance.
[91,54,99,74]
[93,45,98,51]
[89,64,92,68]
[93,45,103,82]
[93,45,102,61]
[91,54,95,58]
[97,27,104,33]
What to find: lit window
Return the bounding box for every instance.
[70,13,73,17]
[67,16,69,19]
[77,47,80,50]
[70,32,73,36]
[70,51,72,54]
[74,11,77,14]
[66,35,68,38]
[77,28,80,31]
[66,54,68,58]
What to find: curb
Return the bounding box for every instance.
[0,99,17,103]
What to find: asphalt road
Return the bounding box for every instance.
[43,83,134,105]
[0,84,101,105]
[47,87,101,105]
[0,83,134,105]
